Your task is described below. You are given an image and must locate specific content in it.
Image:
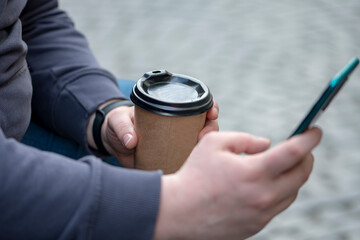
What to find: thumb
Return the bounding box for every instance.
[205,132,271,154]
[115,120,137,150]
[121,130,137,149]
[106,107,138,150]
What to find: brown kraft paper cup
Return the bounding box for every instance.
[130,70,213,174]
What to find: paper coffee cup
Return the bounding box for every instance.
[130,70,213,174]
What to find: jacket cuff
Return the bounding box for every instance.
[53,73,125,147]
[93,164,162,240]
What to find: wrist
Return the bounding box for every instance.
[153,174,185,240]
[86,99,133,154]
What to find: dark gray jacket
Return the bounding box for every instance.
[0,0,161,239]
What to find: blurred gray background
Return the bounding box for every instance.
[60,0,360,239]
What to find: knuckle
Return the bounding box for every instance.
[257,214,273,230]
[246,223,264,237]
[302,171,310,183]
[303,166,311,181]
[253,192,276,210]
[246,212,272,235]
[287,144,304,159]
[309,153,315,165]
[301,157,314,182]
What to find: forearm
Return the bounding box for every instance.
[20,0,125,146]
[0,129,161,239]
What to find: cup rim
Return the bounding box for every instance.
[130,70,213,116]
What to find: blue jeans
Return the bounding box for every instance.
[21,79,135,166]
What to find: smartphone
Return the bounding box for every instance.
[289,57,359,138]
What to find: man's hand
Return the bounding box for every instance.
[154,128,322,240]
[87,99,219,168]
[101,105,137,168]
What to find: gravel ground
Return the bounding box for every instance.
[60,0,360,239]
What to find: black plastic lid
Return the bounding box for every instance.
[130,70,213,116]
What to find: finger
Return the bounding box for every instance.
[203,132,271,155]
[198,119,219,141]
[263,192,298,223]
[107,107,138,149]
[259,127,321,176]
[253,154,312,217]
[206,98,219,120]
[274,153,314,198]
[117,123,137,150]
[115,153,135,168]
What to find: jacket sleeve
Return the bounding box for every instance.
[20,0,126,147]
[0,129,161,240]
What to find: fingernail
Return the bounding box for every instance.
[123,133,133,147]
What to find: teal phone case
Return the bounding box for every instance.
[290,57,359,137]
